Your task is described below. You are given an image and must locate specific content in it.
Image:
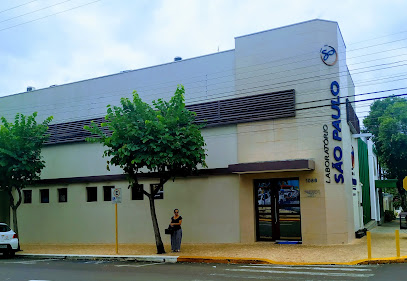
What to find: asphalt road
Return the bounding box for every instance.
[1,256,407,281]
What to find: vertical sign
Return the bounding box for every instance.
[112,188,122,203]
[111,188,121,254]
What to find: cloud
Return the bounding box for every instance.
[0,0,406,118]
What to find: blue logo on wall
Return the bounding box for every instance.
[320,45,338,66]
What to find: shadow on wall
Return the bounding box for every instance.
[0,190,10,224]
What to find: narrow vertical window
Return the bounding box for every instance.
[103,186,114,201]
[87,187,97,202]
[58,188,68,203]
[23,190,32,204]
[131,184,144,200]
[40,189,49,203]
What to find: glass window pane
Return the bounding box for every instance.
[58,188,67,203]
[40,189,49,203]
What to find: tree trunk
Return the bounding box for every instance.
[7,188,22,235]
[12,206,18,236]
[148,195,165,254]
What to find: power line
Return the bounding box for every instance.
[0,0,37,14]
[0,28,404,107]
[199,97,407,140]
[0,62,405,122]
[39,87,407,125]
[348,29,407,46]
[0,0,102,32]
[1,47,405,117]
[0,25,406,121]
[4,87,400,140]
[0,0,72,24]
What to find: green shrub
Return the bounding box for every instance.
[384,210,396,222]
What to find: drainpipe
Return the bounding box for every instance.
[367,139,379,222]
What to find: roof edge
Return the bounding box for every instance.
[235,19,338,39]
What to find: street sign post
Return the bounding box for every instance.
[112,188,122,203]
[111,188,121,254]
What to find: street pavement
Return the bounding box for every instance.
[1,257,407,281]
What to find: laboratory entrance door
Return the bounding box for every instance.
[254,178,301,241]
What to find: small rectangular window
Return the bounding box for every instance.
[58,188,68,203]
[23,190,32,204]
[150,184,163,200]
[131,184,144,200]
[0,225,11,232]
[40,189,49,203]
[87,187,97,202]
[103,186,114,201]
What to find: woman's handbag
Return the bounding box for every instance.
[165,225,174,235]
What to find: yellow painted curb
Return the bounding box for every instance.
[176,255,407,266]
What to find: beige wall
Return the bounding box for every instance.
[40,125,237,179]
[14,175,240,244]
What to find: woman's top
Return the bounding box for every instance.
[171,216,183,230]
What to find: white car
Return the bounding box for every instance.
[0,223,19,257]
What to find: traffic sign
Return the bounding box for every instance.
[403,177,407,191]
[112,188,122,203]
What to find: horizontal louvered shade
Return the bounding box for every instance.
[45,89,295,145]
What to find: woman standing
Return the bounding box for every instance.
[170,209,182,252]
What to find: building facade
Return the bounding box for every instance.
[1,19,364,245]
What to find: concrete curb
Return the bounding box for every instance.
[16,254,178,263]
[15,253,407,265]
[177,255,407,265]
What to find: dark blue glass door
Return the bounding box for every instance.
[255,178,301,241]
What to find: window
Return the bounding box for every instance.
[0,225,11,232]
[103,186,114,201]
[87,187,97,202]
[131,184,144,200]
[58,188,68,203]
[150,184,163,200]
[23,190,32,204]
[40,189,49,203]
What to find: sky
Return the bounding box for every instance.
[0,0,406,123]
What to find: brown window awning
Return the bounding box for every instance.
[228,159,315,174]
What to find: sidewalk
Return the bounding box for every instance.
[16,221,407,265]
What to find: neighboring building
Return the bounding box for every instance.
[357,137,381,227]
[1,19,364,245]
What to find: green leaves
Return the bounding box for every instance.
[0,113,53,204]
[364,97,407,209]
[85,85,207,183]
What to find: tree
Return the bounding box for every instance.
[85,85,207,254]
[363,96,407,211]
[0,113,53,235]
